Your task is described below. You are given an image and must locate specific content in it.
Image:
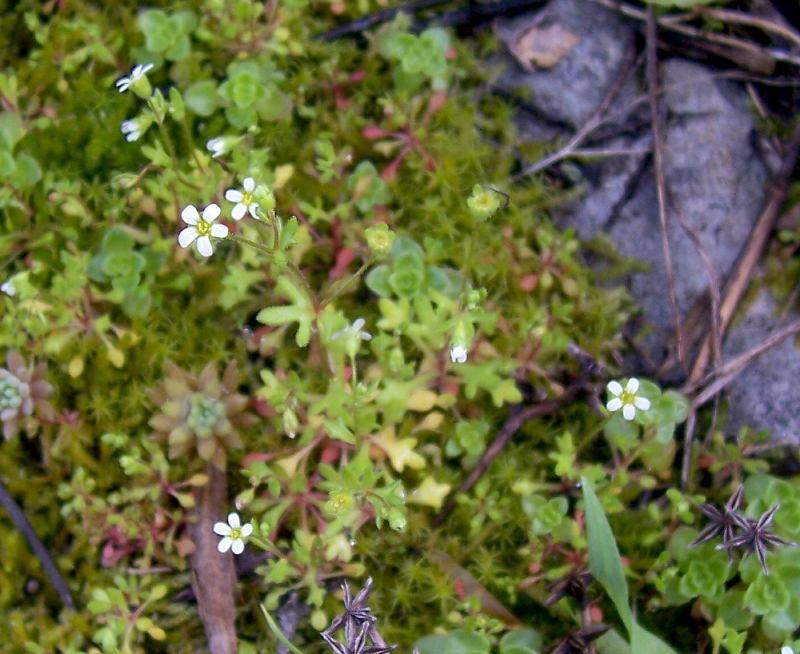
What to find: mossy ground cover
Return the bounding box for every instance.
[1,2,799,653]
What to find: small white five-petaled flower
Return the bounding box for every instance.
[213,512,252,555]
[332,318,372,343]
[450,344,468,364]
[178,203,229,258]
[225,177,259,220]
[120,120,141,142]
[206,137,227,159]
[115,63,154,93]
[332,318,372,358]
[1,279,16,296]
[606,377,650,421]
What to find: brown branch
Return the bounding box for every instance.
[432,349,598,528]
[512,52,639,180]
[315,0,449,41]
[676,8,800,49]
[0,478,75,610]
[588,0,800,69]
[689,318,800,408]
[191,464,238,654]
[646,9,683,370]
[687,124,800,385]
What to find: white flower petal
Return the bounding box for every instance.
[178,227,198,248]
[248,203,259,218]
[141,63,154,75]
[625,377,640,394]
[210,223,229,238]
[202,203,221,223]
[607,380,623,396]
[241,523,253,538]
[227,512,241,529]
[607,397,623,412]
[213,522,231,536]
[231,539,245,555]
[115,78,131,92]
[225,189,243,203]
[217,536,232,553]
[243,177,255,191]
[197,236,213,257]
[622,404,636,421]
[360,331,372,341]
[231,203,247,221]
[181,205,200,226]
[353,318,365,331]
[634,396,651,411]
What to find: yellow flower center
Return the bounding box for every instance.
[242,191,254,206]
[620,390,636,405]
[229,527,242,540]
[196,219,211,236]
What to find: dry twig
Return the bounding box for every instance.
[0,478,76,610]
[190,465,238,654]
[512,52,640,180]
[646,9,683,370]
[588,0,800,70]
[688,124,800,384]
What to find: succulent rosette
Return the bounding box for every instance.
[0,350,55,439]
[148,361,255,468]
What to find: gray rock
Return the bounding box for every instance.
[494,0,637,129]
[607,61,769,357]
[723,291,800,441]
[496,4,798,438]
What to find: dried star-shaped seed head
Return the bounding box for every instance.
[321,578,396,654]
[544,569,594,607]
[550,624,610,654]
[717,504,797,575]
[691,485,748,548]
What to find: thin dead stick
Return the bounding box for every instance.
[432,347,600,528]
[0,478,75,610]
[433,394,576,526]
[688,318,800,406]
[743,438,799,457]
[191,464,238,654]
[688,124,800,384]
[666,8,800,49]
[588,0,800,68]
[512,52,639,180]
[315,0,448,41]
[646,9,684,369]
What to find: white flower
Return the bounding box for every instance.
[450,344,468,364]
[212,512,253,555]
[120,114,153,142]
[606,377,651,421]
[225,177,259,220]
[1,279,16,296]
[781,647,795,654]
[178,203,229,258]
[207,135,239,159]
[331,318,372,358]
[115,63,154,94]
[332,318,372,342]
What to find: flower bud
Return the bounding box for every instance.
[467,184,504,221]
[364,223,395,257]
[253,184,276,212]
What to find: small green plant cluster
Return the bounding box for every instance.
[0,1,797,654]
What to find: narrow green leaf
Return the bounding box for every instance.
[582,477,633,634]
[259,604,305,654]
